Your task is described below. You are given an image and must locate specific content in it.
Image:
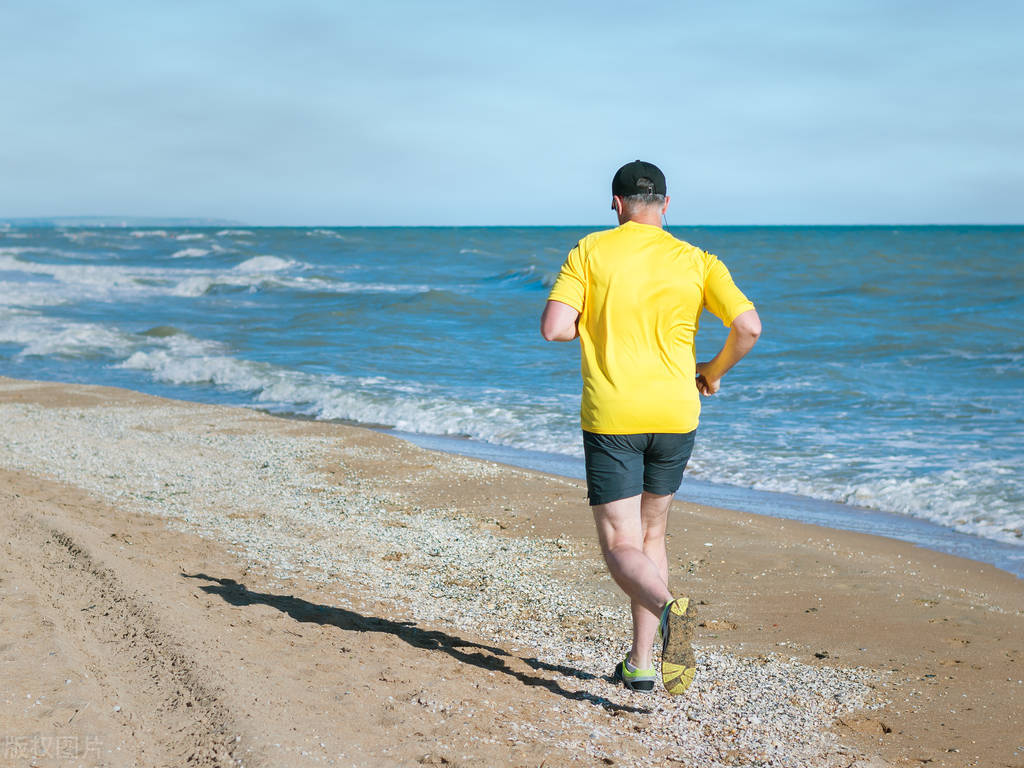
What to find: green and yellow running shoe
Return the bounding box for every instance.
[612,657,657,692]
[660,597,698,695]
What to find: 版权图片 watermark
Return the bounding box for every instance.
[2,733,102,760]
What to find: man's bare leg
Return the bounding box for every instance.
[592,492,674,669]
[629,492,673,667]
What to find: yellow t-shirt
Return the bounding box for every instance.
[547,221,755,434]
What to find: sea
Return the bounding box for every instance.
[1,224,1022,577]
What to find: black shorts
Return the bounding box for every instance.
[582,430,696,506]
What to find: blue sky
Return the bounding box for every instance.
[2,1,1021,225]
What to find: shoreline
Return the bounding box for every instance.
[5,355,1020,574]
[1,376,1022,767]
[381,428,1024,580]
[14,372,1019,579]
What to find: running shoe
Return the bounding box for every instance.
[659,597,698,695]
[612,657,657,692]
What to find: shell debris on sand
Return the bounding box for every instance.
[0,400,890,767]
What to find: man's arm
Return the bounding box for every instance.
[696,309,761,395]
[540,300,580,342]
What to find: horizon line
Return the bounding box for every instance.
[3,218,1023,229]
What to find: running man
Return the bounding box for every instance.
[540,160,761,694]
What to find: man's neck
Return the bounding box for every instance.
[618,213,663,228]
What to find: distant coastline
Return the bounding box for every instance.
[2,219,1021,229]
[0,216,245,228]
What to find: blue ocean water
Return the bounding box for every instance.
[1,225,1022,570]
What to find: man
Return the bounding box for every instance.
[540,160,761,695]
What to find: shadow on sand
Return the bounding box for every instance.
[183,572,649,714]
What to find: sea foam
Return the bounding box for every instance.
[0,310,137,359]
[171,248,211,259]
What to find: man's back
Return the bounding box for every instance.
[548,220,753,435]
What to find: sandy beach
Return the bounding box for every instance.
[0,376,1021,768]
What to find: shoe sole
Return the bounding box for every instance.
[661,597,698,695]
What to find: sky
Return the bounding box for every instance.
[1,1,1022,225]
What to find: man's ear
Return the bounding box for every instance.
[611,195,623,214]
[661,195,671,216]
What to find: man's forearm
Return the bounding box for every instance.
[701,309,761,381]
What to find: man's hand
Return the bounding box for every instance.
[695,363,720,396]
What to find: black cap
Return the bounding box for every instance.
[612,160,667,197]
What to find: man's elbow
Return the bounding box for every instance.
[734,310,762,341]
[541,324,570,342]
